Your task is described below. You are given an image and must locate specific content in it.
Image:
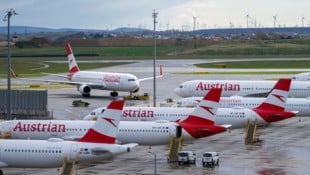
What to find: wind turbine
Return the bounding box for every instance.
[273,15,277,28]
[302,16,305,27]
[246,13,250,28]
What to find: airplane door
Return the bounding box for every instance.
[69,144,78,161]
[0,124,10,138]
[176,126,182,138]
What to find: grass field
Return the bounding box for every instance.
[195,60,310,69]
[0,39,309,77]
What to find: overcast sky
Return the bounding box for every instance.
[1,0,309,30]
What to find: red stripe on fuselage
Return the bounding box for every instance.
[77,128,115,144]
[180,115,214,126]
[253,108,295,123]
[179,122,226,139]
[178,115,226,138]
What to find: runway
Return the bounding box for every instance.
[2,59,310,175]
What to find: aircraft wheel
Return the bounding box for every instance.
[82,93,90,97]
[0,169,3,175]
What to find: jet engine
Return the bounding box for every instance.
[78,85,91,97]
[132,87,139,93]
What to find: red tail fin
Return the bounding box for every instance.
[253,78,295,123]
[77,100,124,144]
[255,78,291,111]
[179,88,226,138]
[66,43,80,78]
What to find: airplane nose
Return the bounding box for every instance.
[174,87,181,96]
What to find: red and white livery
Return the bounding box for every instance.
[86,79,296,128]
[17,43,162,97]
[174,78,310,98]
[0,100,137,173]
[0,89,230,145]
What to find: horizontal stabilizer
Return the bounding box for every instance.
[0,162,8,168]
[221,124,232,129]
[123,143,139,148]
[291,111,299,115]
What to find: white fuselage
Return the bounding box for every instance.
[0,120,190,145]
[174,80,310,98]
[173,96,310,116]
[0,139,130,168]
[72,71,139,92]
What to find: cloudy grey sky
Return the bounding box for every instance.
[1,0,309,30]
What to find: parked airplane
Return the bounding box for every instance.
[0,100,137,173]
[84,79,297,128]
[17,43,162,97]
[0,89,230,145]
[173,96,310,116]
[174,78,310,98]
[292,72,310,81]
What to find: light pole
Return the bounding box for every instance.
[148,151,157,175]
[152,9,158,107]
[3,8,17,120]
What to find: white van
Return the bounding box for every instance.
[202,152,219,166]
[178,151,196,165]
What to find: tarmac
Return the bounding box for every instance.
[3,59,310,175]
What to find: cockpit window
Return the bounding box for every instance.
[91,112,96,115]
[179,85,183,88]
[128,78,137,81]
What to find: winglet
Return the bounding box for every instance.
[10,68,17,78]
[77,100,124,144]
[66,43,80,79]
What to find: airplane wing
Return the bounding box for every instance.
[62,135,82,140]
[90,143,138,155]
[15,77,97,86]
[220,124,232,130]
[0,162,8,168]
[245,92,270,97]
[40,72,68,79]
[138,74,163,82]
[138,65,163,82]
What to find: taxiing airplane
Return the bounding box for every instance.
[173,96,310,116]
[0,89,230,145]
[0,100,137,173]
[17,43,162,97]
[174,78,310,98]
[84,79,297,128]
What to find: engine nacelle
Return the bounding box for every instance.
[132,87,139,93]
[78,84,91,97]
